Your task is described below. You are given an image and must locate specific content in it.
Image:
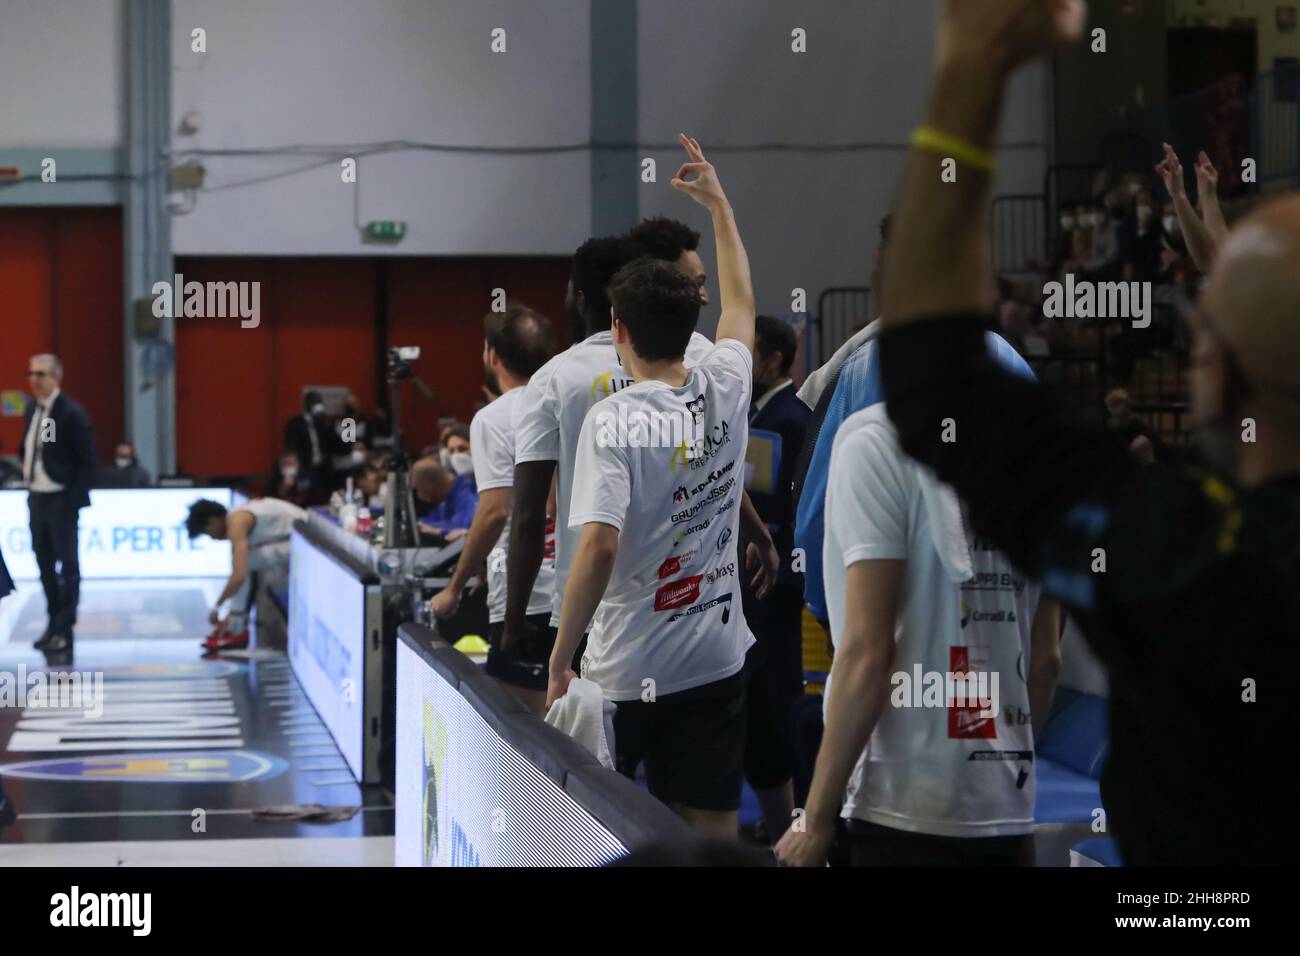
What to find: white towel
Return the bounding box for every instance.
[544,678,617,770]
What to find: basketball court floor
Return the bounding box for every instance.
[0,578,393,866]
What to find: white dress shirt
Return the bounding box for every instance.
[23,388,65,493]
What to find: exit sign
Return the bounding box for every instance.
[365,220,406,241]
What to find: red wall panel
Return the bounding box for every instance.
[387,256,570,455]
[173,255,568,478]
[0,207,122,466]
[0,211,54,463]
[174,258,378,479]
[54,208,124,460]
[173,258,277,478]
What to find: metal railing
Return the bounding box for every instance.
[810,286,873,367]
[991,194,1047,276]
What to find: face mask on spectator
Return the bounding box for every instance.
[311,403,325,417]
[449,452,473,476]
[1060,215,1076,231]
[281,466,298,481]
[1163,216,1179,235]
[114,457,132,469]
[1137,205,1153,221]
[439,447,452,469]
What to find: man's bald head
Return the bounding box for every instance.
[1202,195,1300,406]
[411,456,453,504]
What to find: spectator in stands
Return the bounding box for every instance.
[338,390,374,447]
[442,423,474,477]
[873,0,1297,864]
[97,441,152,488]
[1103,388,1160,462]
[1156,142,1230,277]
[268,450,311,507]
[1157,202,1197,287]
[355,462,387,510]
[628,215,710,305]
[1119,188,1162,282]
[284,390,347,505]
[1046,202,1079,276]
[741,315,811,845]
[412,457,477,539]
[1082,202,1120,279]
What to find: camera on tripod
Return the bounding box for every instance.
[380,345,432,549]
[387,346,421,381]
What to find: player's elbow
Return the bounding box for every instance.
[834,628,894,685]
[582,527,619,565]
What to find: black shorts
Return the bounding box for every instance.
[846,819,1035,867]
[485,613,556,692]
[612,668,747,812]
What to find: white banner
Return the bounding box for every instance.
[0,488,233,580]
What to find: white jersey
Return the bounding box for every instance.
[568,339,756,701]
[823,410,1041,838]
[237,497,308,571]
[514,328,713,626]
[471,386,555,624]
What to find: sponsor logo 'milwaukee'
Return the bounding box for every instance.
[654,575,702,612]
[947,646,996,739]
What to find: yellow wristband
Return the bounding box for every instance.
[910,126,997,175]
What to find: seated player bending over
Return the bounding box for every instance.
[547,135,759,839]
[186,496,307,651]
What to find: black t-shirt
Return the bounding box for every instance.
[879,312,1300,865]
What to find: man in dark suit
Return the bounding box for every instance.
[283,390,346,505]
[740,316,811,844]
[22,354,96,656]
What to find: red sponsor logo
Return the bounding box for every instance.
[657,545,699,579]
[947,645,995,738]
[654,575,702,612]
[948,704,996,739]
[543,515,556,561]
[658,556,683,579]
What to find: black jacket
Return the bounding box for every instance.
[23,393,96,509]
[880,313,1299,866]
[284,415,346,475]
[748,382,810,591]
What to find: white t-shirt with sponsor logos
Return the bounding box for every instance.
[568,339,757,701]
[822,408,1041,838]
[470,386,555,624]
[514,329,714,627]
